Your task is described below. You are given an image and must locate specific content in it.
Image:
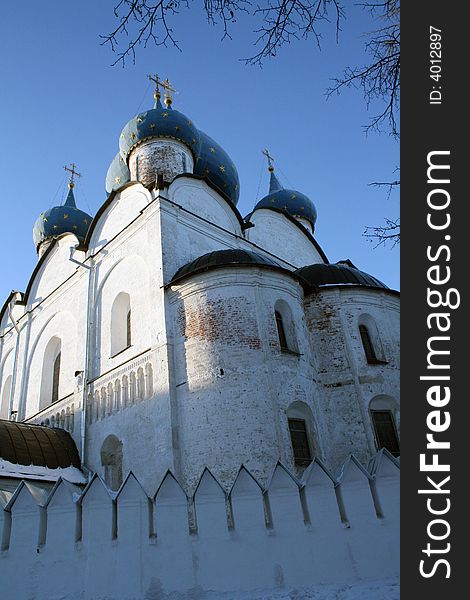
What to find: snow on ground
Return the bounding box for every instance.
[0,457,86,484]
[142,578,399,600]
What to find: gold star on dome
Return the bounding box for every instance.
[204,168,210,175]
[283,205,288,210]
[192,138,196,144]
[270,198,275,203]
[300,206,305,211]
[114,176,121,184]
[53,225,58,230]
[291,194,297,200]
[209,147,216,153]
[187,120,193,127]
[219,165,225,173]
[72,225,78,230]
[137,117,143,124]
[162,112,169,118]
[63,214,69,219]
[149,123,156,130]
[175,126,181,132]
[83,219,89,225]
[43,217,48,222]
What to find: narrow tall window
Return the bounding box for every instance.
[288,418,312,466]
[1,375,12,420]
[275,311,289,351]
[40,336,62,409]
[126,308,132,348]
[359,324,377,363]
[371,410,400,457]
[52,352,61,404]
[111,292,131,356]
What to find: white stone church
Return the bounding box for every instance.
[0,80,400,599]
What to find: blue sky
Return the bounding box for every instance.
[0,2,399,304]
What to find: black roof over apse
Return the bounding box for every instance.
[295,262,389,290]
[0,420,81,469]
[170,249,291,285]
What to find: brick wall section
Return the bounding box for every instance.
[178,296,262,350]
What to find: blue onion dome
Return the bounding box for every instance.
[194,131,240,205]
[119,100,200,162]
[105,153,131,196]
[295,260,388,290]
[33,187,92,252]
[253,169,317,231]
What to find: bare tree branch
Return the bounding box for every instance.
[364,217,400,248]
[242,1,344,65]
[327,0,400,138]
[101,1,401,246]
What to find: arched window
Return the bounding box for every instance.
[275,311,288,351]
[39,337,62,409]
[111,292,132,356]
[288,419,312,466]
[369,396,400,457]
[359,324,377,363]
[126,308,132,348]
[52,351,61,404]
[274,300,298,354]
[1,374,12,420]
[100,434,123,491]
[286,401,318,468]
[358,314,386,365]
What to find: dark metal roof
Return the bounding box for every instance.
[295,262,389,290]
[0,420,81,469]
[170,249,289,285]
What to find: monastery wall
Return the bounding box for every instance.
[0,452,399,600]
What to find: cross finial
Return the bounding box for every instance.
[63,162,81,189]
[148,74,177,107]
[162,78,177,107]
[262,148,275,172]
[148,73,163,101]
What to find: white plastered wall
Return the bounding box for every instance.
[246,209,326,268]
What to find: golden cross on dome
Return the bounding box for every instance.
[162,78,177,107]
[148,74,177,106]
[262,148,275,172]
[63,162,81,189]
[148,73,163,101]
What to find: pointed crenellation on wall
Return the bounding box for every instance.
[43,477,83,549]
[116,471,153,542]
[0,452,399,597]
[337,454,383,525]
[368,449,400,521]
[266,461,306,533]
[193,467,229,539]
[0,489,13,551]
[301,458,343,529]
[79,473,116,542]
[229,465,266,534]
[154,469,189,540]
[4,480,48,553]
